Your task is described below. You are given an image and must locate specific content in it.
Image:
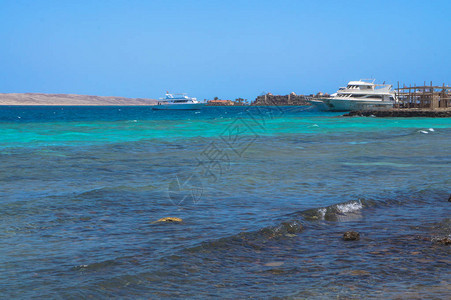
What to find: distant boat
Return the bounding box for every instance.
[310,80,397,112]
[152,92,204,110]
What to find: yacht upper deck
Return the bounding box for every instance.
[337,79,393,95]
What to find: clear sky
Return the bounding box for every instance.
[1,0,450,101]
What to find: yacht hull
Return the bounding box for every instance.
[311,98,394,112]
[152,103,205,110]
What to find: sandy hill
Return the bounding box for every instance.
[0,93,158,106]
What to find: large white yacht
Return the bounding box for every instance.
[152,92,204,110]
[311,80,397,111]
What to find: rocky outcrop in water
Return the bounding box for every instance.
[344,109,451,118]
[343,231,360,241]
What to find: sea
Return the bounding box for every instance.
[0,106,450,299]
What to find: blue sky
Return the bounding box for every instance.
[1,0,450,101]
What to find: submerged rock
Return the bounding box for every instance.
[281,221,304,234]
[259,220,304,239]
[343,231,360,241]
[154,217,183,223]
[433,237,451,245]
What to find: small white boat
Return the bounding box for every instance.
[311,80,397,112]
[152,92,204,110]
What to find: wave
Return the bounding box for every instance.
[299,199,364,221]
[51,189,450,299]
[187,189,448,253]
[184,199,370,254]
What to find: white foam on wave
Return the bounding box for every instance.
[429,128,434,132]
[336,200,363,213]
[318,208,327,218]
[418,130,429,134]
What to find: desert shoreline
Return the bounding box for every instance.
[0,104,157,106]
[0,93,158,106]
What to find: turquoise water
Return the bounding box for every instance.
[1,107,449,147]
[1,106,450,298]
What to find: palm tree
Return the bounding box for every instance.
[235,98,244,105]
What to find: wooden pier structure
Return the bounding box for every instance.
[395,82,451,109]
[344,81,451,117]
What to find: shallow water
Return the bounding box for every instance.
[0,106,450,298]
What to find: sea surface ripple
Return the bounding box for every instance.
[0,106,450,298]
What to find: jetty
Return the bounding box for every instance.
[344,108,451,118]
[345,82,451,117]
[395,82,450,109]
